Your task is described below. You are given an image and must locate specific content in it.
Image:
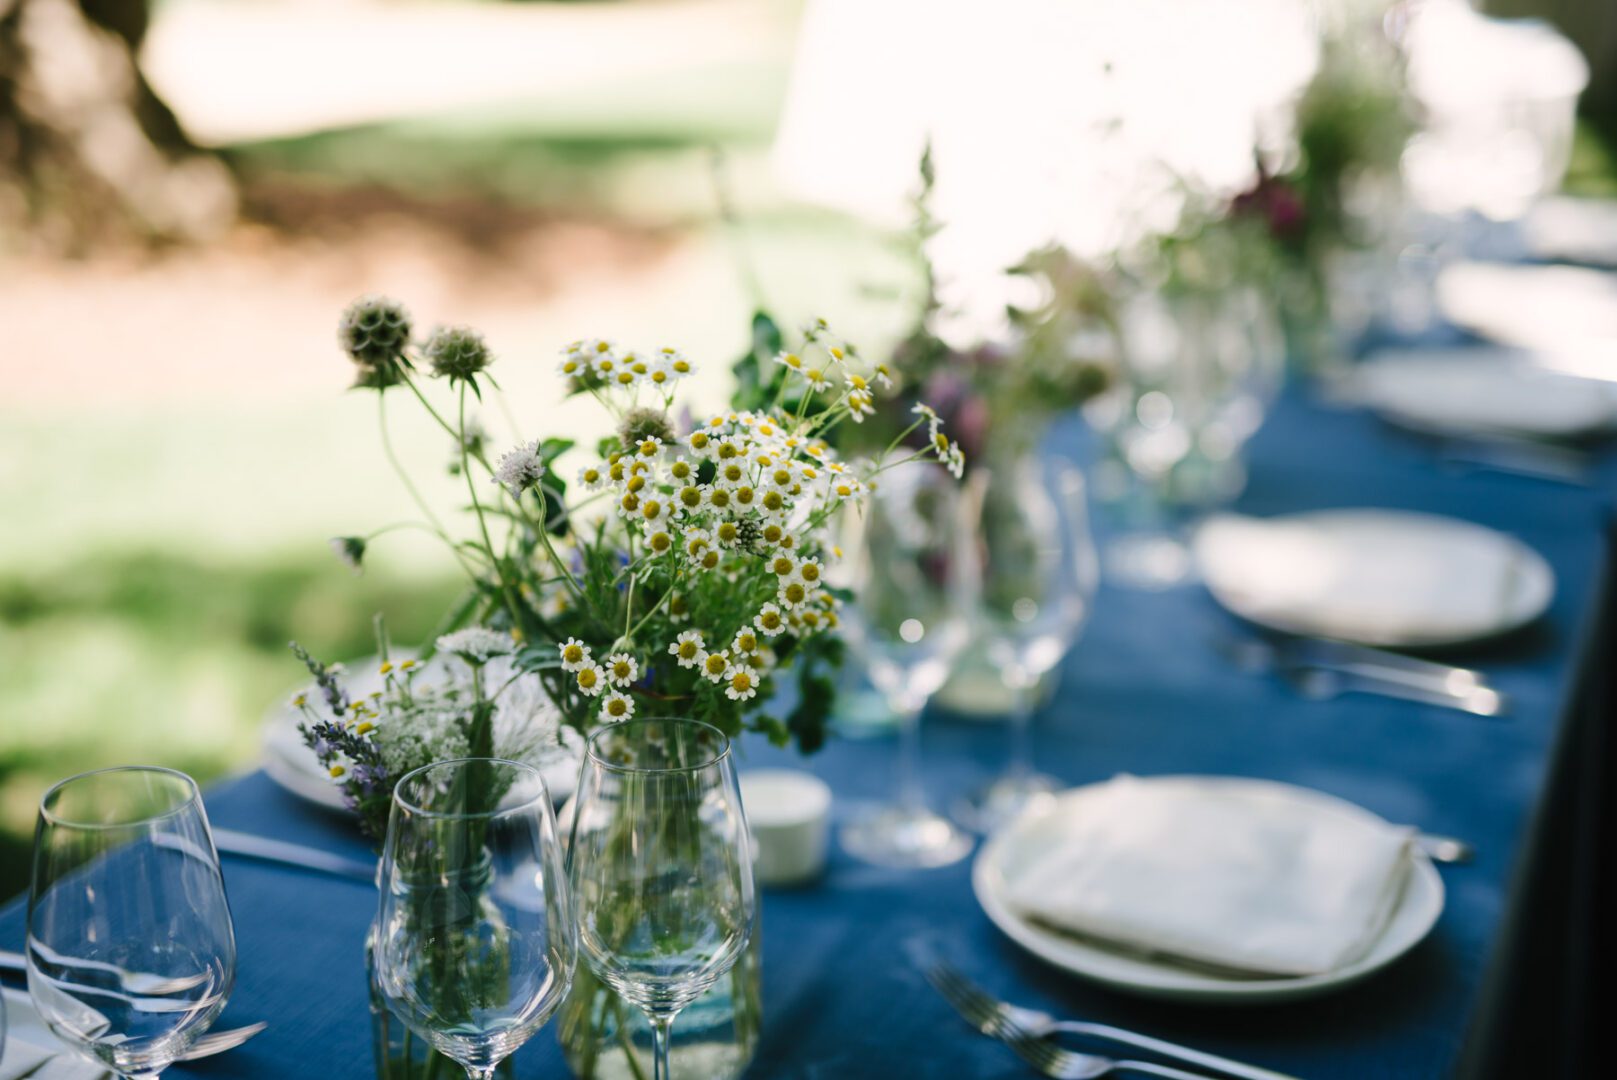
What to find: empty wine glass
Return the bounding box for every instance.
[568,718,755,1080]
[955,455,1098,832]
[373,758,575,1080]
[833,460,974,868]
[27,766,236,1079]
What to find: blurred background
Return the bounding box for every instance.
[1,0,1614,898]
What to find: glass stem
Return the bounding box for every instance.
[896,699,925,815]
[465,1068,496,1080]
[650,1013,677,1080]
[1006,680,1035,781]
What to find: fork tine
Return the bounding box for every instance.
[1007,1029,1077,1078]
[926,963,1003,1034]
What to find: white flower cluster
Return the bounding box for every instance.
[556,339,696,396]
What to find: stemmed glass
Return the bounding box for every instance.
[834,460,974,868]
[373,758,575,1080]
[26,766,236,1080]
[568,718,755,1080]
[955,456,1098,833]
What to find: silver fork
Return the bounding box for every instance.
[926,961,1298,1080]
[1006,1029,1219,1079]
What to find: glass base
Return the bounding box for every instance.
[953,773,1061,834]
[840,804,972,868]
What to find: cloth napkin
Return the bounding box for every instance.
[1,988,108,1080]
[1002,776,1414,977]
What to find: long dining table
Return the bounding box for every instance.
[3,379,1614,1078]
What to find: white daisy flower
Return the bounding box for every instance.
[777,577,812,609]
[754,603,787,637]
[828,475,863,501]
[600,690,635,723]
[732,627,760,655]
[793,557,824,587]
[723,665,759,702]
[873,362,895,389]
[800,367,833,393]
[556,344,589,380]
[668,630,706,669]
[492,440,545,496]
[659,347,696,380]
[945,441,966,479]
[683,527,712,557]
[847,389,876,422]
[666,457,696,484]
[674,484,706,514]
[700,649,731,683]
[604,653,640,687]
[685,429,716,459]
[646,529,675,555]
[577,463,607,490]
[774,350,805,372]
[574,660,607,698]
[559,637,591,672]
[639,498,670,526]
[327,757,353,784]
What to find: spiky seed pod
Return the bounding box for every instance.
[424,325,493,383]
[617,406,676,450]
[337,296,412,387]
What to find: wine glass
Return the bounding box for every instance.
[955,456,1098,832]
[833,460,974,868]
[373,758,575,1080]
[26,766,236,1079]
[568,718,755,1080]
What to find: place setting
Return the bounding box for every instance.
[4,2,1614,1078]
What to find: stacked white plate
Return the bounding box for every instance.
[1193,510,1554,648]
[1348,345,1617,440]
[974,776,1445,1003]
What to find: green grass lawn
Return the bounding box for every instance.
[0,554,461,899]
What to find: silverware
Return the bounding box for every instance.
[179,1020,269,1060]
[0,950,266,1061]
[1414,833,1476,865]
[206,828,376,884]
[1006,1029,1222,1079]
[1216,634,1507,717]
[925,960,1297,1080]
[1437,436,1593,487]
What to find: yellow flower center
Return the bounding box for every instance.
[705,654,727,676]
[717,522,738,544]
[621,493,640,513]
[678,641,699,660]
[690,432,709,449]
[680,486,702,508]
[671,461,691,480]
[762,524,783,544]
[730,672,753,693]
[612,661,633,679]
[617,371,635,385]
[736,632,757,653]
[582,469,600,484]
[563,644,584,664]
[760,611,781,630]
[772,556,794,575]
[578,668,599,689]
[641,500,662,519]
[800,563,821,583]
[701,550,720,569]
[627,474,645,493]
[606,697,628,717]
[762,492,784,512]
[650,532,672,553]
[709,490,731,509]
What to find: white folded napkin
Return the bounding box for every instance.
[2,989,108,1080]
[1002,776,1414,977]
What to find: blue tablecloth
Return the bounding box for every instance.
[2,393,1613,1079]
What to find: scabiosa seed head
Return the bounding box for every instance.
[338,296,412,384]
[617,406,677,451]
[424,325,493,382]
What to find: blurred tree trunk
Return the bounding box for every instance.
[0,0,235,252]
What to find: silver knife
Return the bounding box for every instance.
[208,829,376,884]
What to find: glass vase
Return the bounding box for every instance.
[558,929,761,1080]
[364,852,517,1080]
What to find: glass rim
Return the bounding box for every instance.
[584,717,731,774]
[391,756,550,820]
[38,765,202,831]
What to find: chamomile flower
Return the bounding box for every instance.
[714,520,742,548]
[705,487,734,512]
[774,350,805,372]
[847,389,876,421]
[769,553,796,577]
[944,441,966,479]
[659,347,695,380]
[600,691,635,723]
[759,489,789,517]
[686,429,715,458]
[732,627,760,655]
[635,436,664,459]
[800,367,833,393]
[675,484,705,512]
[646,529,674,554]
[683,527,712,557]
[327,758,353,783]
[793,557,824,587]
[578,463,607,490]
[701,650,731,683]
[604,653,640,687]
[639,498,670,527]
[873,362,895,389]
[754,603,786,636]
[828,475,863,501]
[778,577,811,609]
[760,521,786,547]
[667,457,696,483]
[574,660,606,697]
[559,638,591,671]
[668,630,705,669]
[723,665,759,702]
[556,345,589,379]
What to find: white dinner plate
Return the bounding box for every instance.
[261,653,581,812]
[973,777,1445,1004]
[1349,346,1617,439]
[1194,510,1555,648]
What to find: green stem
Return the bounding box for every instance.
[459,383,524,630]
[378,393,479,579]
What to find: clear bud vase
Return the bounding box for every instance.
[365,846,518,1080]
[558,930,761,1080]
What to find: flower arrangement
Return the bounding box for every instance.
[293,296,963,837]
